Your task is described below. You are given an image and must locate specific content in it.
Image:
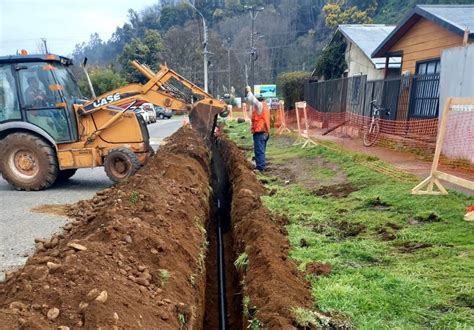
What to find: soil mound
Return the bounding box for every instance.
[0,127,212,329]
[305,262,332,277]
[0,125,332,329]
[313,182,358,198]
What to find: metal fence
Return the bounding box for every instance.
[409,73,440,119]
[304,73,438,121]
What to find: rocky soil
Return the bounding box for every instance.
[0,127,212,329]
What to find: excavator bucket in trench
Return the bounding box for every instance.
[189,103,228,140]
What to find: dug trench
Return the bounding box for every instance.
[0,126,315,329]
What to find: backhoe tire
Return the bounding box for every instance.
[104,148,141,183]
[56,169,77,182]
[0,133,58,191]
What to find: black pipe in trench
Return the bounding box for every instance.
[210,138,230,330]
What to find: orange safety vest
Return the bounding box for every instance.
[251,102,270,134]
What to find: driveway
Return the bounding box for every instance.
[0,117,182,281]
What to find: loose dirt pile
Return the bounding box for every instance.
[0,127,212,329]
[219,136,315,328]
[305,262,332,277]
[313,183,358,198]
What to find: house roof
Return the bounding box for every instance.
[372,5,474,58]
[337,24,401,69]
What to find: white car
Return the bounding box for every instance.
[141,103,157,123]
[133,107,150,124]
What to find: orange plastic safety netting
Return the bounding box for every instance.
[442,103,474,165]
[284,105,439,148]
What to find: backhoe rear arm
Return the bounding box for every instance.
[81,61,226,114]
[77,61,227,141]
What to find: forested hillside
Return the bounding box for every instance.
[72,0,471,97]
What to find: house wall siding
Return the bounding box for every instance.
[439,44,474,116]
[345,42,384,80]
[390,17,463,74]
[439,44,474,164]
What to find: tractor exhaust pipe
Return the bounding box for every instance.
[82,57,96,99]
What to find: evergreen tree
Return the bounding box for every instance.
[118,30,166,83]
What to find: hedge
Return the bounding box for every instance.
[276,71,311,109]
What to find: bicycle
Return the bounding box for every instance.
[363,100,390,147]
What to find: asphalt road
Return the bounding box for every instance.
[0,117,182,281]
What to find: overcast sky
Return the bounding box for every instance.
[0,0,160,56]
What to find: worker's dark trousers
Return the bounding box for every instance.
[253,132,268,171]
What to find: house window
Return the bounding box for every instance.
[416,58,440,75]
[410,58,441,119]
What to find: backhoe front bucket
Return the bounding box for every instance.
[189,103,226,140]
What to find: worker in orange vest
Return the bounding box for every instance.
[245,86,271,171]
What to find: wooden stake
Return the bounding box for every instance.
[293,102,304,145]
[293,101,318,148]
[277,101,290,135]
[302,102,318,148]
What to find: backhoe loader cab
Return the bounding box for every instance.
[0,55,80,143]
[0,54,151,190]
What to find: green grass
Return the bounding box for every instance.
[292,306,335,328]
[234,252,249,271]
[129,191,140,204]
[243,295,262,329]
[177,312,186,330]
[227,120,474,329]
[159,269,171,287]
[315,166,337,178]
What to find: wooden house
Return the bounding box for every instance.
[336,25,401,80]
[372,5,474,119]
[372,4,473,76]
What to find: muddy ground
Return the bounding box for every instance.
[260,136,350,196]
[0,126,317,329]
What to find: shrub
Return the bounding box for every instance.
[276,71,311,110]
[314,32,347,80]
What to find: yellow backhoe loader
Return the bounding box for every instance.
[0,54,227,190]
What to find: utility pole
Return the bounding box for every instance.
[244,64,249,87]
[244,5,263,93]
[203,21,209,93]
[189,1,209,93]
[227,47,231,93]
[224,37,231,94]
